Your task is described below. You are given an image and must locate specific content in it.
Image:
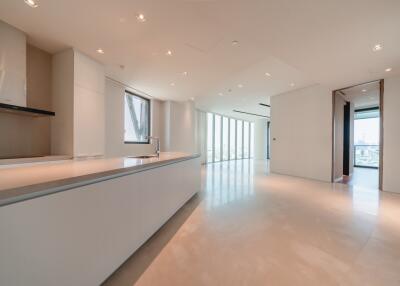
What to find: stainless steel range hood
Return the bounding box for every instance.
[0,20,55,117]
[0,102,55,116]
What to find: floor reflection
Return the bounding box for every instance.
[205,159,254,208]
[351,186,380,215]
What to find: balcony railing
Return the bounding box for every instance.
[354,145,379,168]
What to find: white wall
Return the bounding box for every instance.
[104,79,162,157]
[254,118,268,160]
[382,75,400,193]
[73,51,105,157]
[51,49,74,156]
[270,85,332,182]
[163,100,196,154]
[52,49,105,157]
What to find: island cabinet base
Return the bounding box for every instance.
[0,157,201,286]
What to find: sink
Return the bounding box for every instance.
[127,155,158,159]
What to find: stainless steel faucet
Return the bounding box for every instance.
[147,136,160,157]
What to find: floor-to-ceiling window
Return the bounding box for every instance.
[214,115,221,162]
[250,122,254,158]
[243,121,249,159]
[206,112,254,163]
[222,117,229,161]
[207,113,214,162]
[229,118,236,160]
[354,108,380,168]
[237,120,243,159]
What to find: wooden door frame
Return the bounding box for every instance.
[331,79,384,190]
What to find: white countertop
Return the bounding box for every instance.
[0,152,199,207]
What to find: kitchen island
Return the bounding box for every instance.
[0,152,200,286]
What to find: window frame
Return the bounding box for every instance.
[124,90,151,144]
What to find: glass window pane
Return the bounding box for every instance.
[214,115,221,162]
[237,120,243,159]
[250,122,254,158]
[124,92,150,143]
[207,113,213,162]
[222,117,229,161]
[230,119,236,160]
[354,116,380,168]
[243,121,249,158]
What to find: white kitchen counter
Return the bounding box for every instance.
[0,152,201,286]
[0,152,198,206]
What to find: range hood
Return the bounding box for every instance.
[0,20,55,117]
[0,102,55,116]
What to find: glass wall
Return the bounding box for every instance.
[250,122,255,158]
[214,115,221,162]
[354,109,380,168]
[207,113,214,162]
[237,120,243,159]
[243,121,249,158]
[206,112,254,163]
[222,117,229,161]
[229,118,236,160]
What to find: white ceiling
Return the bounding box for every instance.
[340,81,380,109]
[0,0,399,120]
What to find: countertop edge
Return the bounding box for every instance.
[0,154,200,207]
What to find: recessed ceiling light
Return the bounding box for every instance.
[265,72,271,77]
[170,82,175,86]
[218,92,223,96]
[182,71,188,76]
[166,50,173,56]
[290,83,295,87]
[96,49,104,54]
[373,44,383,51]
[385,67,392,72]
[362,89,367,92]
[136,13,146,22]
[238,84,243,88]
[24,0,38,8]
[232,40,239,46]
[190,97,195,101]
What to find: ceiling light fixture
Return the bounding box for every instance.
[373,44,383,51]
[136,13,146,22]
[170,82,175,86]
[232,40,239,46]
[182,71,188,76]
[166,50,173,56]
[218,93,223,96]
[265,72,271,77]
[290,83,295,87]
[24,0,38,8]
[238,84,243,88]
[190,97,195,101]
[362,89,367,92]
[96,49,104,54]
[385,67,392,72]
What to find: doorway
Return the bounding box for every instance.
[332,80,383,190]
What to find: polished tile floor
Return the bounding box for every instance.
[341,167,379,190]
[104,159,400,286]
